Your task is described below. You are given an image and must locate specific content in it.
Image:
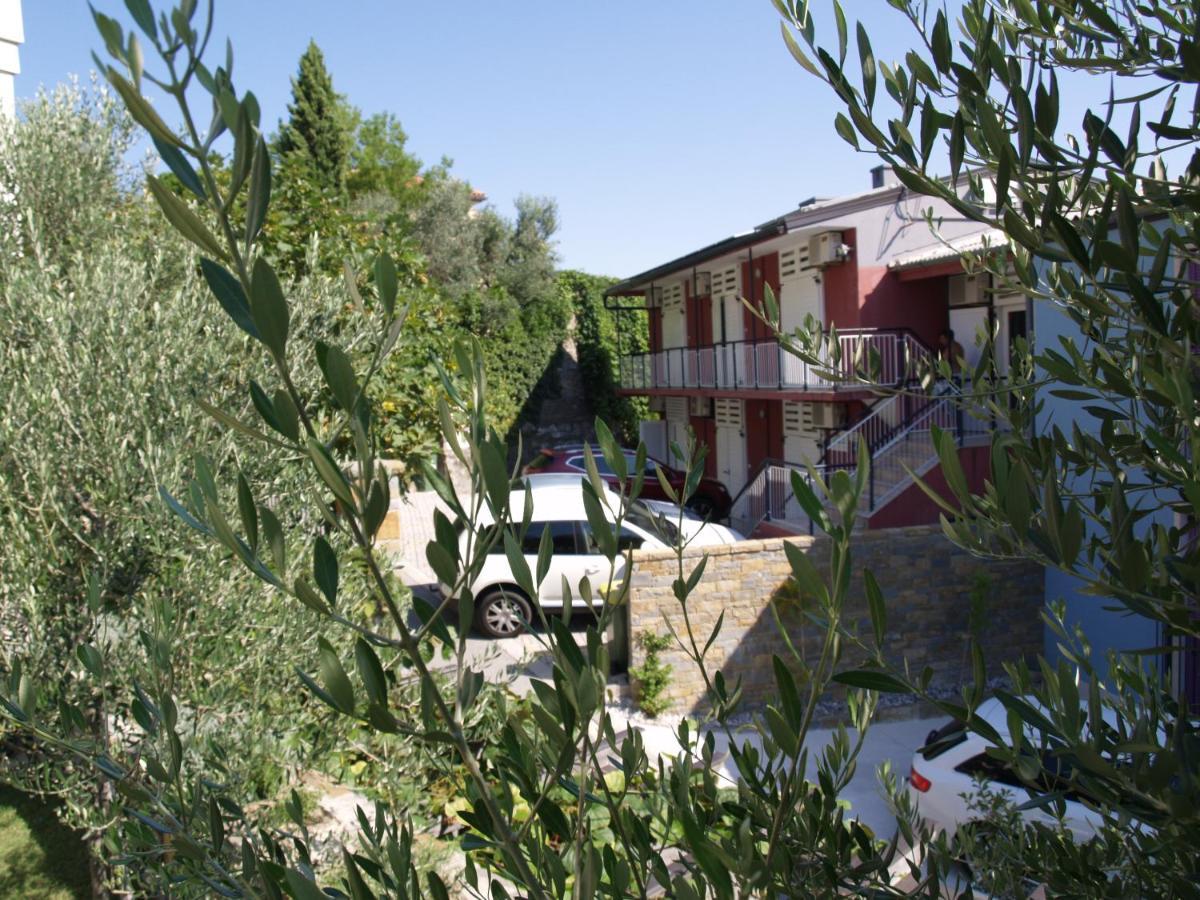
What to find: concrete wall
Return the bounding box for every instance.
[627,527,1044,717]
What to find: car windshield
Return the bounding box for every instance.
[626,502,680,543]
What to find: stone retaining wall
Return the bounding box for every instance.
[626,526,1043,718]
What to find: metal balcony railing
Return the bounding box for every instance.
[618,329,930,393]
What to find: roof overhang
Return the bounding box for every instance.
[603,218,787,302]
[888,227,1009,276]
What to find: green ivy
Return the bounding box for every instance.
[561,270,650,443]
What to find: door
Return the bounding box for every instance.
[664,397,690,467]
[639,419,667,463]
[714,399,747,498]
[712,266,743,387]
[948,306,989,373]
[995,302,1027,377]
[779,273,822,333]
[716,423,747,513]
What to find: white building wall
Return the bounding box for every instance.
[0,0,23,119]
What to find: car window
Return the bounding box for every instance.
[565,454,616,477]
[579,522,644,552]
[920,719,968,760]
[625,503,680,544]
[520,522,546,554]
[483,521,578,555]
[622,451,659,475]
[956,750,1090,804]
[543,521,580,555]
[955,752,1025,789]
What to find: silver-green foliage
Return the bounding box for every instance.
[0,78,386,864]
[775,0,1200,893]
[0,4,952,897]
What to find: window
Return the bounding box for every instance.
[483,521,578,555]
[625,503,680,544]
[566,455,616,477]
[520,522,545,554]
[544,522,580,555]
[920,719,969,760]
[955,749,1089,803]
[622,451,661,476]
[955,752,1024,789]
[579,522,645,552]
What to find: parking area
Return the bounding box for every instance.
[392,488,939,842]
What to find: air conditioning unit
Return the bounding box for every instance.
[689,396,712,418]
[948,273,988,307]
[690,271,712,297]
[645,285,664,306]
[810,402,848,430]
[808,231,845,267]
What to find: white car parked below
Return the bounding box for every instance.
[907,697,1105,841]
[450,477,740,637]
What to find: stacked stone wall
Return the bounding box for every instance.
[626,526,1043,718]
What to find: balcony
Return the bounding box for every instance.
[618,329,929,394]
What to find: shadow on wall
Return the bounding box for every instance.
[624,527,1045,720]
[505,340,597,470]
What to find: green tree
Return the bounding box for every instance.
[409,176,572,437]
[346,111,424,224]
[0,79,405,895]
[776,0,1200,892]
[275,40,349,192]
[408,167,482,296]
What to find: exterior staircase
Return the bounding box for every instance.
[730,387,989,536]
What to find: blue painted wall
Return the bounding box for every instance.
[1032,299,1167,679]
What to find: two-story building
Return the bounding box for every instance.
[606,167,1017,534]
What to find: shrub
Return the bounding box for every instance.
[561,269,650,443]
[629,632,674,717]
[0,80,445,892]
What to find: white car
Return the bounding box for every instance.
[907,697,1105,840]
[637,497,745,545]
[452,477,739,637]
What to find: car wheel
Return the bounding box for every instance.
[474,587,532,638]
[686,495,715,519]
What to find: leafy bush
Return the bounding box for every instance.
[0,80,453,891]
[629,632,673,717]
[561,269,649,443]
[14,3,1199,898]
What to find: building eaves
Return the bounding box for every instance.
[603,218,787,299]
[888,227,1009,271]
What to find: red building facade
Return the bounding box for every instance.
[606,169,1013,533]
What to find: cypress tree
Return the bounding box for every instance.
[276,40,347,191]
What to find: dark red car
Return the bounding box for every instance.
[522,444,733,519]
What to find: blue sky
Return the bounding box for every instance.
[12,3,1014,276]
